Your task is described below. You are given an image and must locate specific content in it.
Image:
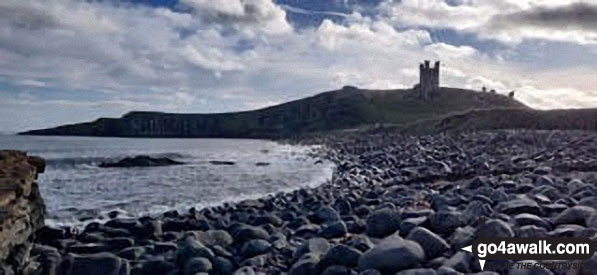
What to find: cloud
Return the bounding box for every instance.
[383,0,597,44]
[487,3,597,44]
[0,0,596,132]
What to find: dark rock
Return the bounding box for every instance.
[321,265,353,275]
[443,251,479,273]
[213,256,236,275]
[59,252,129,275]
[117,246,145,261]
[176,238,215,266]
[357,237,425,273]
[311,206,341,224]
[516,225,549,238]
[400,217,427,236]
[429,211,462,236]
[406,227,449,259]
[496,199,541,215]
[513,213,551,229]
[318,244,362,270]
[99,155,184,168]
[365,208,401,238]
[183,257,212,275]
[240,239,271,258]
[449,226,476,250]
[479,219,514,238]
[140,259,176,274]
[209,161,235,165]
[294,238,330,259]
[395,268,437,275]
[289,253,320,275]
[321,221,348,239]
[553,206,595,226]
[195,230,233,247]
[231,224,270,243]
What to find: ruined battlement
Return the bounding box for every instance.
[416,60,440,101]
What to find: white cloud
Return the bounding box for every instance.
[0,0,596,132]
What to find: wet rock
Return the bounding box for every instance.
[176,238,215,266]
[321,265,353,275]
[516,225,549,238]
[213,256,236,275]
[496,199,541,216]
[358,238,425,273]
[320,221,348,239]
[513,213,551,229]
[406,227,449,259]
[365,208,401,238]
[59,252,129,275]
[553,206,595,226]
[140,258,176,274]
[117,246,146,261]
[479,219,515,238]
[240,239,271,258]
[318,244,362,271]
[311,206,341,224]
[289,253,320,275]
[449,226,476,250]
[195,230,233,247]
[99,155,184,168]
[429,211,462,236]
[183,257,212,275]
[395,268,437,275]
[294,238,330,259]
[231,224,270,243]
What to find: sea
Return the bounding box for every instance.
[0,135,334,227]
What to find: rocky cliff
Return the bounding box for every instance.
[0,151,46,274]
[19,87,527,138]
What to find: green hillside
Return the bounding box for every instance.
[19,86,528,138]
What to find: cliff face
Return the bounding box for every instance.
[19,87,528,138]
[0,151,46,274]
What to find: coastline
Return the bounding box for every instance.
[22,130,597,274]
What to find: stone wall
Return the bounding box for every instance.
[0,151,45,274]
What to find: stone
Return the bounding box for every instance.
[513,213,551,229]
[443,251,479,273]
[357,238,425,273]
[117,246,146,261]
[463,201,493,224]
[318,244,362,270]
[294,238,330,259]
[320,221,348,239]
[395,268,437,275]
[195,230,233,247]
[99,155,184,168]
[429,211,462,235]
[289,254,320,275]
[183,257,212,275]
[406,227,449,259]
[311,206,341,224]
[231,224,270,243]
[176,238,215,266]
[496,199,541,215]
[213,256,236,275]
[400,217,427,236]
[365,208,401,238]
[240,239,270,258]
[321,265,353,275]
[140,259,176,274]
[449,226,476,250]
[516,225,548,238]
[553,206,595,226]
[479,219,514,238]
[59,252,129,275]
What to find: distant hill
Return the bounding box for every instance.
[400,108,597,134]
[19,86,527,138]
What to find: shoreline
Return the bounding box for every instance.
[29,130,597,274]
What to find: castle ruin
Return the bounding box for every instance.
[416,60,440,101]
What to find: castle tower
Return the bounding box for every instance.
[418,60,440,101]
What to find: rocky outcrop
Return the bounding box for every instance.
[0,150,46,274]
[98,156,184,168]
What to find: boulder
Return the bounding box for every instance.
[358,237,425,273]
[406,227,449,259]
[59,252,129,275]
[99,155,184,168]
[183,257,212,275]
[365,208,401,238]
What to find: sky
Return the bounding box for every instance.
[1,0,597,132]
